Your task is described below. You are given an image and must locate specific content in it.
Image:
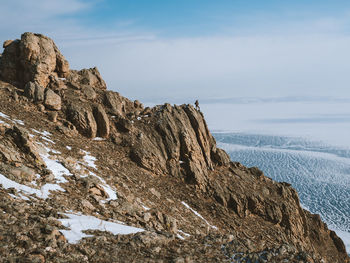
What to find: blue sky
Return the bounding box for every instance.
[1,0,350,102]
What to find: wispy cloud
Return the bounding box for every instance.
[1,1,350,102]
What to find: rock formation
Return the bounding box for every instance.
[0,33,348,262]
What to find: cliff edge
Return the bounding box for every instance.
[0,33,348,262]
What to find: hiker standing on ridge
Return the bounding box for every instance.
[195,100,200,110]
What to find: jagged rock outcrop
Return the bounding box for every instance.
[0,32,69,88]
[24,81,45,102]
[66,103,97,138]
[67,67,106,91]
[93,104,110,138]
[0,33,349,263]
[129,103,228,189]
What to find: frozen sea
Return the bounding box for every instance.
[201,97,350,253]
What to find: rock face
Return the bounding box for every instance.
[67,67,106,90]
[129,103,227,188]
[0,33,349,263]
[93,104,110,138]
[66,103,97,138]
[24,81,45,102]
[0,32,69,88]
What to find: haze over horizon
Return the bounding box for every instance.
[1,0,350,102]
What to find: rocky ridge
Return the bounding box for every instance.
[0,33,348,262]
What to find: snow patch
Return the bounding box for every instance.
[141,204,150,211]
[0,112,24,126]
[40,153,71,184]
[0,112,9,119]
[14,119,24,125]
[176,234,185,240]
[58,213,144,244]
[100,184,118,203]
[93,137,105,141]
[181,201,218,230]
[42,136,55,144]
[0,173,62,199]
[177,229,191,239]
[32,129,52,137]
[82,150,97,169]
[66,146,72,150]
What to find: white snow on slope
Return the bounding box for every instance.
[40,154,71,184]
[0,112,9,119]
[88,171,118,203]
[80,150,118,203]
[93,137,105,141]
[82,151,97,169]
[59,213,144,244]
[0,111,24,126]
[177,229,191,240]
[0,127,71,199]
[0,173,64,199]
[181,201,217,230]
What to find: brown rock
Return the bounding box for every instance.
[29,254,45,263]
[0,32,69,88]
[47,111,58,122]
[44,88,61,110]
[134,100,143,109]
[66,103,97,138]
[24,81,45,102]
[104,91,127,116]
[66,67,106,90]
[81,199,95,210]
[3,40,13,48]
[82,86,97,100]
[89,187,103,196]
[93,104,110,138]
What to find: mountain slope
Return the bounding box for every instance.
[0,33,348,262]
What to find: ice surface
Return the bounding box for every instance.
[42,136,55,144]
[58,213,144,244]
[197,98,350,248]
[216,134,350,234]
[333,229,350,254]
[201,98,350,147]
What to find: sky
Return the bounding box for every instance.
[1,0,350,102]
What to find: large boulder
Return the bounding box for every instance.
[44,88,61,111]
[66,103,97,138]
[104,91,129,116]
[0,32,69,88]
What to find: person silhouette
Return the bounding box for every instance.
[195,100,200,110]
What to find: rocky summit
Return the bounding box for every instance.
[0,33,348,263]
